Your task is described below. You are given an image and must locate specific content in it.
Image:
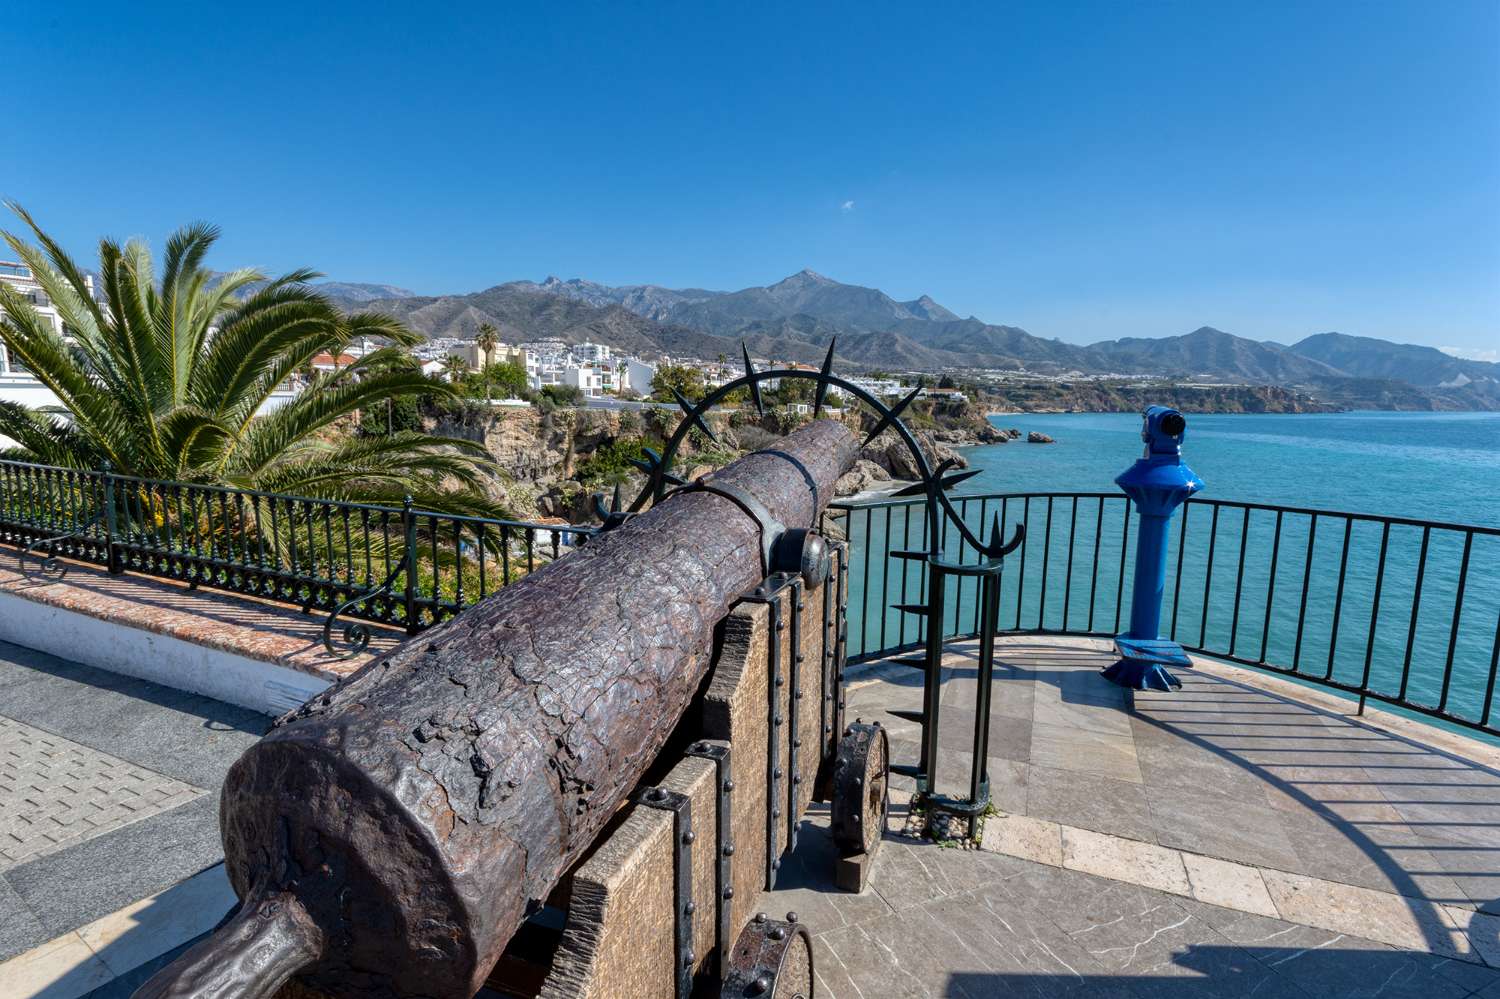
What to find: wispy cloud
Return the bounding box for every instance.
[840,200,855,213]
[1440,346,1499,362]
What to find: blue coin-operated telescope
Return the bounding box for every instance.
[1103,406,1205,691]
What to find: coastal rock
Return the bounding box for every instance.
[1027,431,1055,444]
[860,429,968,479]
[835,459,897,497]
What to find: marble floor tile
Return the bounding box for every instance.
[1182,854,1279,918]
[1260,869,1473,961]
[981,813,1064,868]
[1023,765,1157,845]
[1031,722,1143,785]
[1145,785,1304,873]
[1061,826,1191,897]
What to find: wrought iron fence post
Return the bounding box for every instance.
[402,495,418,634]
[101,460,123,574]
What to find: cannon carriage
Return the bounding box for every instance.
[136,349,1020,999]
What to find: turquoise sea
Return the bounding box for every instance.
[841,411,1500,732]
[966,410,1500,528]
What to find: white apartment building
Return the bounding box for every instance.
[0,261,73,413]
[622,357,657,397]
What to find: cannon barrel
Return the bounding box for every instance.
[135,419,859,999]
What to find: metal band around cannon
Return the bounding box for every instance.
[632,786,696,999]
[674,478,786,578]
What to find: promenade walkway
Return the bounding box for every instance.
[762,636,1500,998]
[0,641,264,997]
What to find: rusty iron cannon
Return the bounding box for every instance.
[135,418,858,999]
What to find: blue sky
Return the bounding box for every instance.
[4,1,1497,355]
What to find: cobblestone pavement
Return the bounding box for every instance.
[0,717,205,869]
[0,640,264,966]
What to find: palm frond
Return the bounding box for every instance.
[228,369,478,479]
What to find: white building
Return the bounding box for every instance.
[0,262,71,417]
[622,358,657,397]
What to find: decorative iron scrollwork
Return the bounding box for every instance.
[16,512,105,582]
[322,562,405,657]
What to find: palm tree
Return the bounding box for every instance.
[441,354,470,384]
[475,322,499,363]
[0,203,495,514]
[475,323,499,400]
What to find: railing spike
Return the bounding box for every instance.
[671,388,718,443]
[938,468,982,492]
[742,343,764,417]
[813,337,837,418]
[886,708,925,725]
[861,384,923,448]
[892,603,930,616]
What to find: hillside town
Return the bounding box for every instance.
[0,260,941,419]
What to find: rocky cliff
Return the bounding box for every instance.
[431,404,991,522]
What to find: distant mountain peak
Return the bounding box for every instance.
[773,268,835,287]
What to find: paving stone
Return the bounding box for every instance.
[0,644,265,790]
[1062,826,1191,896]
[1031,683,1134,736]
[869,840,971,912]
[1182,853,1279,918]
[0,716,206,870]
[1144,784,1304,873]
[0,874,48,963]
[1260,868,1474,961]
[1275,807,1470,904]
[77,864,235,976]
[0,930,114,999]
[1031,721,1143,784]
[981,813,1063,867]
[5,795,223,938]
[1440,905,1500,969]
[1023,765,1157,844]
[762,821,897,934]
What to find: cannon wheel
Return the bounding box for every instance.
[721,913,814,999]
[830,721,889,855]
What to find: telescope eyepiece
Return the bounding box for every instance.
[1141,406,1188,454]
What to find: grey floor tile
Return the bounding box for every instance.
[1031,721,1142,784]
[1275,808,1470,904]
[1144,785,1304,872]
[0,872,49,962]
[5,795,224,938]
[0,643,265,789]
[1025,765,1157,844]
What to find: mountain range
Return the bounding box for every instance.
[320,270,1499,410]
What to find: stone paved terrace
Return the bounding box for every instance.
[0,639,267,996]
[761,636,1500,998]
[4,627,1500,997]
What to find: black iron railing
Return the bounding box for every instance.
[0,458,592,644]
[828,493,1500,738]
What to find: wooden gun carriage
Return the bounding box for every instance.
[138,350,1015,999]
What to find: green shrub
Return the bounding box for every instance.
[576,436,651,490]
